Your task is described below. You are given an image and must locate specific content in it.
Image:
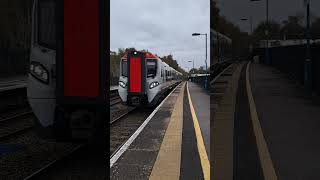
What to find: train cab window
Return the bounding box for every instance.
[121,59,127,77]
[147,59,157,78]
[38,0,56,49]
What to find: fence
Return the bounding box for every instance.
[255,45,320,95]
[189,74,210,90]
[188,60,232,91]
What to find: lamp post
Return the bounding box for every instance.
[192,32,208,90]
[188,60,194,74]
[250,0,270,65]
[185,66,189,73]
[240,17,253,35]
[304,0,312,97]
[241,17,254,59]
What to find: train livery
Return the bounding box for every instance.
[118,51,183,106]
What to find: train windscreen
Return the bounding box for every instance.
[147,59,157,78]
[121,59,127,77]
[38,0,56,49]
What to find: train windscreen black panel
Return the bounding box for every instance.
[38,0,56,50]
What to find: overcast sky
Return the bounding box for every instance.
[217,0,320,33]
[110,0,210,71]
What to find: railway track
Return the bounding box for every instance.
[211,62,236,117]
[109,83,180,158]
[0,110,33,123]
[23,144,87,180]
[0,110,34,141]
[0,88,121,141]
[109,107,136,125]
[110,89,122,106]
[110,107,154,157]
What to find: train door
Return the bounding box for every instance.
[127,51,146,105]
[55,0,108,141]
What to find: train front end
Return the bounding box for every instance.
[27,0,107,143]
[27,0,57,139]
[118,51,161,106]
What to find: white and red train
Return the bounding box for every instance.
[27,0,107,142]
[118,51,183,106]
[27,1,181,142]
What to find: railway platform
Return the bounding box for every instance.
[110,81,210,179]
[212,61,320,180]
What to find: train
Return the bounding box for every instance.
[211,29,233,64]
[27,0,107,142]
[118,50,183,107]
[259,39,320,48]
[210,29,233,78]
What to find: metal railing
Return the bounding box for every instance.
[255,45,320,95]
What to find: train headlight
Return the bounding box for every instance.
[30,61,49,84]
[149,81,159,89]
[119,81,126,88]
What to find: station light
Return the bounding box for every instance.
[30,61,49,84]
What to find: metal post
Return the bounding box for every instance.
[265,0,270,65]
[205,33,208,90]
[250,17,253,60]
[305,1,312,97]
[250,16,253,34]
[191,32,208,90]
[193,60,194,74]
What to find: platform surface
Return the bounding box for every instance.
[249,63,320,179]
[187,82,210,158]
[110,81,210,179]
[219,62,320,180]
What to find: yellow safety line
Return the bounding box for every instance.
[186,81,210,180]
[246,62,278,180]
[149,82,185,180]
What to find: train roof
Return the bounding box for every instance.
[259,39,320,48]
[121,50,183,75]
[121,51,158,59]
[211,28,232,43]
